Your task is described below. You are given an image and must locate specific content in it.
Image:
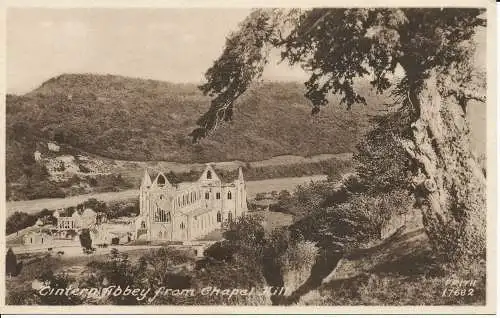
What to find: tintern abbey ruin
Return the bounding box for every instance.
[135,164,248,241]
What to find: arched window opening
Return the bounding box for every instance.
[207,170,212,179]
[160,195,164,200]
[228,212,233,222]
[154,207,170,223]
[180,222,185,229]
[217,212,222,223]
[141,221,146,229]
[205,192,210,199]
[216,192,220,199]
[157,174,166,187]
[227,191,232,200]
[158,231,163,239]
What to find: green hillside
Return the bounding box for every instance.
[6,74,382,176]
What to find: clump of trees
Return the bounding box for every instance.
[6,211,38,235]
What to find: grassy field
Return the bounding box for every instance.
[250,211,295,234]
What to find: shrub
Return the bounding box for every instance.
[6,248,19,277]
[79,229,92,250]
[36,271,84,305]
[82,198,107,213]
[222,214,265,249]
[107,199,139,219]
[204,241,237,262]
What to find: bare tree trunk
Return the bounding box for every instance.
[400,72,486,263]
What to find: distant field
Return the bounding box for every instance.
[250,211,295,233]
[6,175,327,216]
[245,175,328,197]
[113,153,349,185]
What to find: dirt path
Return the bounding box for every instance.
[6,175,327,216]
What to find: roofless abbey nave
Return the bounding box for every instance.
[135,164,248,241]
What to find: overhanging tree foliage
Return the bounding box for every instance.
[193,8,487,263]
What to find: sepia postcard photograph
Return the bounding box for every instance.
[0,0,497,314]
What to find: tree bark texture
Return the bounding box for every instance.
[401,72,486,262]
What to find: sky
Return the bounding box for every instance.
[7,8,486,95]
[7,8,308,94]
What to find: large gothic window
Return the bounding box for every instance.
[155,207,171,223]
[216,192,220,199]
[227,191,232,200]
[207,170,212,179]
[205,192,210,199]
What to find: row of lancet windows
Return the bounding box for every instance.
[154,209,233,231]
[154,210,233,224]
[174,190,201,209]
[206,191,232,200]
